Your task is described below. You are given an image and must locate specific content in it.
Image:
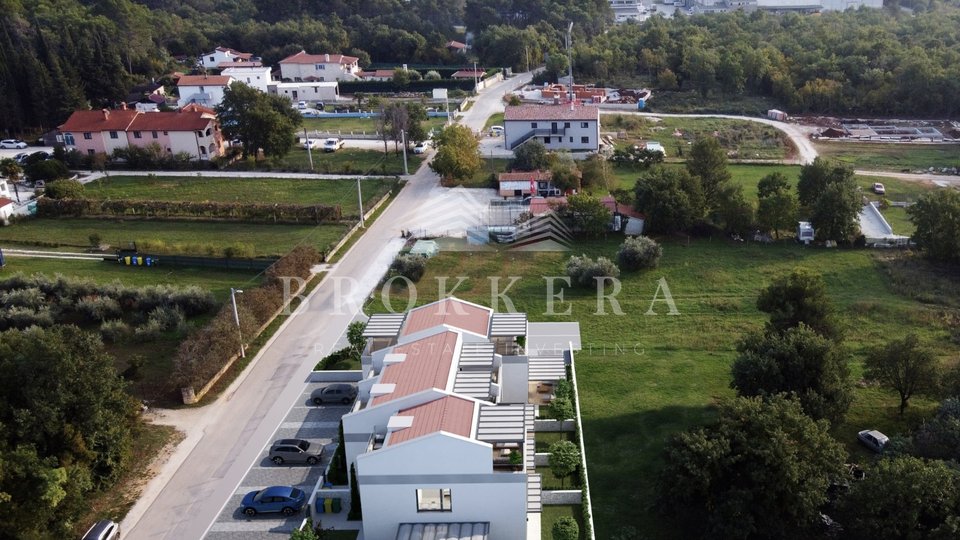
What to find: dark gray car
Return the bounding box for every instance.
[311,383,357,405]
[269,439,324,465]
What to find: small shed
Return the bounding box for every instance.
[409,239,440,258]
[797,221,815,244]
[0,197,16,225]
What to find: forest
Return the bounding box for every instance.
[1,0,959,134]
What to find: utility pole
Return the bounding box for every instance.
[230,288,245,359]
[401,129,409,175]
[525,46,530,73]
[566,22,575,105]
[356,178,365,228]
[473,61,479,93]
[303,127,314,170]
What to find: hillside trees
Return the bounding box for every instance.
[908,190,960,263]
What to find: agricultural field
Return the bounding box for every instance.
[814,141,960,171]
[85,175,395,215]
[367,239,958,538]
[603,114,794,160]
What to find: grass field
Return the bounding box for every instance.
[85,176,395,215]
[643,90,779,116]
[484,112,504,131]
[0,219,349,258]
[880,206,914,236]
[301,115,448,135]
[603,114,794,160]
[815,141,960,171]
[453,158,511,188]
[541,505,586,540]
[230,148,422,176]
[367,239,957,538]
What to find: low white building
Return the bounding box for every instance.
[503,105,601,152]
[268,81,339,104]
[221,66,273,93]
[199,46,254,70]
[176,75,233,108]
[0,196,14,224]
[278,51,361,82]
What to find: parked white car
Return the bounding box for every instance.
[857,429,889,453]
[489,126,504,137]
[302,138,322,150]
[323,138,344,152]
[0,139,27,149]
[413,140,432,154]
[872,182,886,195]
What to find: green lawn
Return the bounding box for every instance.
[453,158,511,188]
[85,176,395,215]
[230,148,422,176]
[880,206,915,236]
[814,142,960,171]
[535,431,573,452]
[538,466,581,490]
[484,112,504,131]
[0,218,349,258]
[642,90,779,116]
[367,240,956,538]
[541,505,586,540]
[302,115,447,135]
[603,114,793,160]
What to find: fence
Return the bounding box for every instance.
[112,254,278,271]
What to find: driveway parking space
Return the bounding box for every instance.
[205,383,353,540]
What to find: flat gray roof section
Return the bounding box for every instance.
[476,404,527,442]
[489,312,528,336]
[459,342,495,369]
[363,313,405,337]
[453,371,493,401]
[396,522,489,540]
[526,322,582,356]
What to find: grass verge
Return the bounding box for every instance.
[541,504,586,540]
[814,141,960,171]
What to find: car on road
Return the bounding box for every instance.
[81,520,120,540]
[302,138,322,150]
[240,485,306,517]
[413,140,432,154]
[489,125,504,137]
[872,182,886,195]
[269,438,324,465]
[311,383,357,405]
[0,139,27,149]
[323,137,344,152]
[857,429,889,453]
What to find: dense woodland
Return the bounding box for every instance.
[1,0,960,134]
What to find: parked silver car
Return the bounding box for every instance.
[857,429,889,453]
[311,383,357,405]
[268,438,324,465]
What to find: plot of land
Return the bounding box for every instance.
[814,141,960,171]
[603,115,794,160]
[367,240,956,538]
[0,219,348,258]
[85,176,395,215]
[230,148,422,176]
[302,115,448,134]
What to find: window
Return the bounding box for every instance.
[83,132,92,140]
[209,56,215,62]
[569,137,573,143]
[200,146,207,155]
[152,131,158,139]
[581,122,589,128]
[206,128,212,136]
[315,64,326,70]
[109,131,118,139]
[199,86,205,92]
[133,131,142,139]
[87,149,95,156]
[543,137,551,144]
[416,488,452,512]
[531,122,538,129]
[64,133,75,146]
[163,131,168,136]
[564,122,571,128]
[581,136,589,144]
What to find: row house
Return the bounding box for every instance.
[278,51,361,82]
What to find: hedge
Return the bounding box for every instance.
[338,78,475,94]
[36,198,342,224]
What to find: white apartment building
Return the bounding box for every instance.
[176,74,233,108]
[268,81,340,104]
[199,46,255,70]
[503,105,601,152]
[278,51,361,82]
[221,66,273,93]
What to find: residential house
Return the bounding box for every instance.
[267,81,339,104]
[124,82,166,108]
[335,297,576,540]
[200,46,255,70]
[0,197,14,224]
[446,40,468,54]
[600,195,645,235]
[176,74,233,108]
[221,66,273,93]
[58,107,224,160]
[498,170,562,198]
[503,104,601,152]
[359,69,395,82]
[451,68,485,80]
[278,51,361,82]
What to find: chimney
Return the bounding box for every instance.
[325,53,330,62]
[102,109,110,119]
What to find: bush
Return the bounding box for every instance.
[390,254,427,282]
[43,179,84,199]
[552,516,580,540]
[75,296,122,322]
[147,306,186,332]
[548,396,574,420]
[25,159,70,182]
[36,197,341,224]
[100,319,130,343]
[617,236,662,271]
[1,287,46,310]
[133,318,164,342]
[565,254,620,288]
[0,306,55,330]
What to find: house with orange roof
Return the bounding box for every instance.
[176,74,234,108]
[327,297,581,539]
[200,46,256,70]
[278,51,361,82]
[59,108,224,160]
[503,104,601,152]
[498,170,563,198]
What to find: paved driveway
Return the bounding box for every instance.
[205,383,351,540]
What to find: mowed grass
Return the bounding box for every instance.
[85,176,395,215]
[814,141,960,171]
[602,114,794,160]
[484,112,504,131]
[0,218,349,258]
[302,115,448,134]
[230,148,422,176]
[367,240,955,538]
[541,504,586,540]
[455,158,511,188]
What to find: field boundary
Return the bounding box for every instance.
[325,188,393,261]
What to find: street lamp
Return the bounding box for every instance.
[231,288,245,358]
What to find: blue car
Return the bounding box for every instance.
[241,486,306,517]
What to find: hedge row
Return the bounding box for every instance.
[338,78,475,94]
[173,245,321,390]
[36,198,342,224]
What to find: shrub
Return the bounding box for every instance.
[548,396,575,420]
[1,287,46,310]
[169,286,217,316]
[25,159,70,182]
[617,236,662,271]
[147,306,186,332]
[100,319,130,343]
[552,516,579,540]
[565,254,620,288]
[75,296,122,322]
[43,179,84,199]
[0,306,55,330]
[390,254,427,282]
[133,318,164,342]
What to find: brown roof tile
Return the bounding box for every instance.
[59,110,139,132]
[387,396,476,446]
[401,298,491,337]
[279,51,359,65]
[372,331,460,406]
[177,75,232,87]
[504,104,600,122]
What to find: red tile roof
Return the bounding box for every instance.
[387,396,475,446]
[504,104,600,122]
[498,170,551,183]
[530,196,568,215]
[446,40,467,49]
[177,75,232,87]
[179,103,216,116]
[215,46,253,59]
[217,61,263,69]
[129,111,214,131]
[279,51,359,65]
[401,298,491,337]
[372,331,460,406]
[601,195,644,219]
[360,69,395,78]
[451,69,485,79]
[0,197,15,208]
[59,110,139,132]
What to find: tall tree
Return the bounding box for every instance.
[658,396,846,540]
[216,82,302,159]
[686,137,731,211]
[809,176,861,242]
[557,194,611,237]
[548,440,580,489]
[512,139,550,171]
[908,190,960,264]
[864,334,941,415]
[430,124,481,182]
[757,268,841,340]
[633,167,705,234]
[756,173,798,239]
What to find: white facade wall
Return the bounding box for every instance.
[504,118,600,152]
[221,67,273,93]
[177,84,228,108]
[270,82,339,103]
[279,62,359,82]
[356,434,527,540]
[201,49,233,70]
[100,131,130,155]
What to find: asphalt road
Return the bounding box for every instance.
[121,71,534,540]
